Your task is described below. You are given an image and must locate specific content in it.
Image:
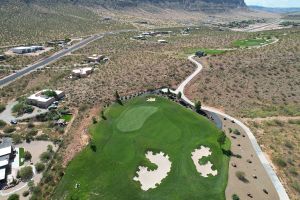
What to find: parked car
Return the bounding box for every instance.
[10,119,18,125]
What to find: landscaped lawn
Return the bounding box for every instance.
[19,147,25,166]
[53,96,230,200]
[181,47,227,57]
[232,38,271,48]
[61,114,72,122]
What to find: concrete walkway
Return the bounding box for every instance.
[173,55,290,200]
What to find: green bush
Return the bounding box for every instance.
[24,151,32,161]
[3,126,16,133]
[40,151,52,163]
[232,194,240,200]
[292,182,300,193]
[22,190,30,197]
[8,194,19,200]
[18,166,33,181]
[235,171,249,183]
[35,162,45,173]
[273,157,287,168]
[0,120,6,128]
[42,90,57,98]
[0,104,5,113]
[12,134,22,144]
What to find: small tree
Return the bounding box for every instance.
[24,151,32,161]
[40,151,52,163]
[177,92,182,99]
[217,132,226,148]
[35,163,45,173]
[90,139,97,152]
[8,194,19,200]
[18,166,33,181]
[195,101,202,113]
[114,91,123,105]
[101,110,107,120]
[92,116,97,124]
[47,145,53,153]
[232,194,240,200]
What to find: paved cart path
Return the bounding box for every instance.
[174,55,289,200]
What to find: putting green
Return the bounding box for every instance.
[53,96,230,200]
[117,106,158,132]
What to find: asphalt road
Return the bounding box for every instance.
[0,34,103,87]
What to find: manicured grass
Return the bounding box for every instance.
[53,96,230,200]
[232,38,271,48]
[19,148,25,166]
[61,114,72,122]
[182,47,227,57]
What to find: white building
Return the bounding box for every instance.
[87,54,105,63]
[27,90,65,108]
[0,138,14,183]
[12,46,44,54]
[72,67,93,78]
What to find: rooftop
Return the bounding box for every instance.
[27,89,64,102]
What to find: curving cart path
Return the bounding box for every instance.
[174,55,289,200]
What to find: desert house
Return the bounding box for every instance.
[158,40,168,44]
[72,67,93,78]
[0,138,15,185]
[87,54,105,63]
[27,89,65,108]
[11,46,44,54]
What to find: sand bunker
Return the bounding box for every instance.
[147,98,156,102]
[191,146,218,177]
[133,151,171,191]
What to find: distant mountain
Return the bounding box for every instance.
[2,0,247,12]
[249,6,300,13]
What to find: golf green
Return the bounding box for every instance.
[53,96,230,200]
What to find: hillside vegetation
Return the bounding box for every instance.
[0,1,133,46]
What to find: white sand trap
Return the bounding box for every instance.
[191,146,218,177]
[133,151,171,191]
[146,98,156,102]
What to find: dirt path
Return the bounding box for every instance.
[62,106,101,166]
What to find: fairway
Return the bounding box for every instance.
[232,38,272,48]
[53,96,230,200]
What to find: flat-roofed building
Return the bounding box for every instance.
[27,89,65,108]
[0,138,14,182]
[87,54,105,63]
[72,67,93,78]
[12,46,44,54]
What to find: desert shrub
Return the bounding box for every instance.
[24,151,32,161]
[8,194,19,200]
[35,134,49,141]
[292,182,300,193]
[233,129,241,135]
[273,157,287,168]
[40,152,52,163]
[0,104,5,113]
[35,162,45,173]
[22,190,30,197]
[3,126,16,133]
[232,194,240,200]
[0,120,6,128]
[284,141,294,149]
[18,166,33,181]
[92,116,97,124]
[27,122,35,128]
[12,134,22,144]
[235,171,249,183]
[289,168,298,176]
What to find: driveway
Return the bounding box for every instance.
[0,101,48,124]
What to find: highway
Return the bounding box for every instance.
[0,34,103,87]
